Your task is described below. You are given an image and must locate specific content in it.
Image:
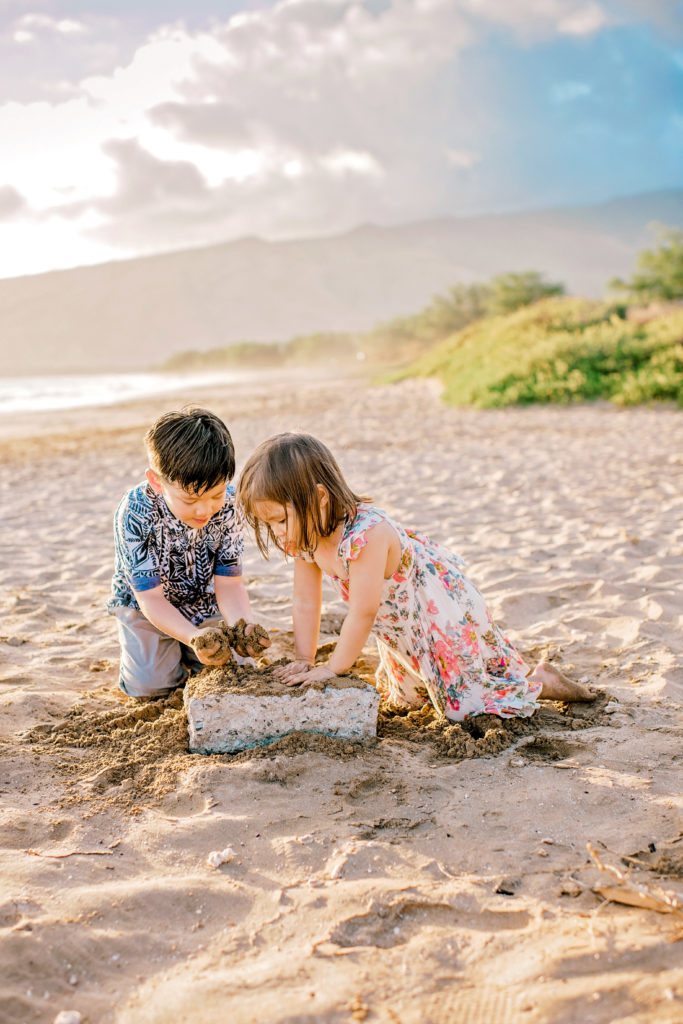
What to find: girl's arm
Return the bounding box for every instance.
[282,522,393,684]
[293,557,323,661]
[326,525,388,673]
[274,558,322,681]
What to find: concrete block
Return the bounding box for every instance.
[184,670,380,754]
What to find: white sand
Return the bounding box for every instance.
[1,375,682,1024]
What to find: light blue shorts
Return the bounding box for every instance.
[114,605,223,699]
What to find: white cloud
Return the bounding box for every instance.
[319,149,384,178]
[0,10,129,105]
[0,2,470,236]
[0,218,115,278]
[17,14,88,36]
[0,184,26,217]
[0,0,652,276]
[558,3,608,35]
[81,26,225,108]
[10,12,88,44]
[456,0,611,39]
[446,147,482,169]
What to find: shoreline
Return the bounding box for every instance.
[0,366,341,444]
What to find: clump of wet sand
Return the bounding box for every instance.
[187,660,370,699]
[378,689,610,760]
[25,690,192,810]
[191,618,271,662]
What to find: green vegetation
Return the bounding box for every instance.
[160,270,565,373]
[160,230,683,408]
[610,225,683,302]
[161,332,358,372]
[398,297,683,407]
[363,271,564,362]
[485,270,565,314]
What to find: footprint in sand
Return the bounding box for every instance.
[497,591,560,627]
[0,900,24,928]
[0,672,32,686]
[424,987,519,1024]
[327,894,457,948]
[516,736,589,763]
[48,819,74,841]
[247,761,303,786]
[2,918,145,1016]
[90,880,252,935]
[334,771,385,802]
[271,834,329,875]
[326,892,530,949]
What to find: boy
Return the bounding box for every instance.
[108,407,265,699]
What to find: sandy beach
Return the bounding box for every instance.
[1,373,682,1024]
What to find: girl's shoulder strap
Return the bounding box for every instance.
[338,504,388,564]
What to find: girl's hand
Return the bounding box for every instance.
[273,659,314,683]
[275,661,337,686]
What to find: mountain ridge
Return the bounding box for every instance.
[2,188,681,374]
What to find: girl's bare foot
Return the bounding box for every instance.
[532,661,595,702]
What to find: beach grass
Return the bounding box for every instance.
[393,297,683,407]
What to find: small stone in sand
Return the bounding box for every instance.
[207,847,235,868]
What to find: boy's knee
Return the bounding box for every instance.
[118,663,188,699]
[117,671,185,696]
[115,605,187,698]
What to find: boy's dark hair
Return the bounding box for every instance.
[238,432,365,557]
[145,407,235,493]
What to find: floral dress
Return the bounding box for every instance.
[328,504,541,722]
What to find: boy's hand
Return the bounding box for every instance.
[230,619,272,659]
[190,627,233,666]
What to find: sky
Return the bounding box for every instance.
[0,0,681,279]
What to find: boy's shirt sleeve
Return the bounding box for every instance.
[214,486,244,578]
[114,486,162,593]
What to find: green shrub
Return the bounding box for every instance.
[610,225,683,302]
[398,297,683,408]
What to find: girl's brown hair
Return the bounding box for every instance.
[238,433,365,556]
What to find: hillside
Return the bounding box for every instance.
[1,188,682,374]
[398,297,683,407]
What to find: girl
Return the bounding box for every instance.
[238,433,591,721]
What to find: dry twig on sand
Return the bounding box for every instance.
[588,842,683,936]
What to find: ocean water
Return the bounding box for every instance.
[0,371,249,414]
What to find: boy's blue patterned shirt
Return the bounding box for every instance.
[108,481,243,626]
